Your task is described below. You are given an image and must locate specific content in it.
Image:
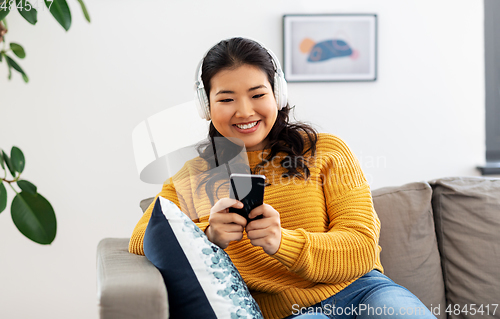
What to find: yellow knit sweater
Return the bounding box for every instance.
[129,133,383,319]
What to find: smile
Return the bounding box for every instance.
[234,121,259,130]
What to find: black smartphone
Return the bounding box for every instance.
[228,173,266,223]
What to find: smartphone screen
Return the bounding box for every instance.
[228,174,266,222]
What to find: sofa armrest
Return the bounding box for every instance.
[97,238,169,319]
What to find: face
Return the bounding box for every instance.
[209,64,278,152]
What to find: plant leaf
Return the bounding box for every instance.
[11,191,57,244]
[0,148,4,169]
[5,55,29,83]
[2,150,16,177]
[5,54,12,79]
[0,0,11,20]
[45,0,71,31]
[76,0,89,22]
[9,43,25,59]
[0,181,7,214]
[17,180,37,195]
[15,0,37,25]
[11,146,25,173]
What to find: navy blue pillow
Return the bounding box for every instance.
[144,196,263,319]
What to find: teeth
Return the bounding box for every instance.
[235,121,258,130]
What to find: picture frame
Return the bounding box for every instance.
[283,14,378,82]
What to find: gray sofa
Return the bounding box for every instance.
[96,177,500,319]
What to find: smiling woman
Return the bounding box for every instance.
[129,37,437,319]
[209,64,278,151]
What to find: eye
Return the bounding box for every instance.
[253,94,265,99]
[219,98,233,103]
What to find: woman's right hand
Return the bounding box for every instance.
[205,198,247,249]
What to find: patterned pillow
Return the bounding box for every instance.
[144,196,263,319]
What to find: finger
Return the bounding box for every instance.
[249,203,278,220]
[222,223,245,233]
[228,213,248,227]
[248,204,265,220]
[212,198,243,213]
[245,217,268,232]
[246,228,268,241]
[247,226,282,254]
[211,210,248,227]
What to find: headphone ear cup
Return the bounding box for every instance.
[273,73,282,110]
[195,86,210,120]
[274,70,288,110]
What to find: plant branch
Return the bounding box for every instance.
[0,19,7,44]
[8,181,18,194]
[2,173,21,184]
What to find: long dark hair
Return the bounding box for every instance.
[196,37,318,204]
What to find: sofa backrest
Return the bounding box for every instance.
[374,177,500,319]
[373,182,446,319]
[430,177,500,319]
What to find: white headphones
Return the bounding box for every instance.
[194,38,288,121]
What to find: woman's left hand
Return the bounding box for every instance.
[246,204,282,255]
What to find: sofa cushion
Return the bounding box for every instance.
[143,196,263,319]
[372,182,446,319]
[430,177,500,319]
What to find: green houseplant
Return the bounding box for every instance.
[0,1,90,243]
[0,0,90,82]
[0,146,57,244]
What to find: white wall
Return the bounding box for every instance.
[0,1,485,318]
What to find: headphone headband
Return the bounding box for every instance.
[194,38,288,121]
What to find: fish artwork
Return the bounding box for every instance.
[300,37,359,62]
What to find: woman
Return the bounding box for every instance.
[129,37,435,319]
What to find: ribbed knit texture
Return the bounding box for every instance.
[129,133,383,319]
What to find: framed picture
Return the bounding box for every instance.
[283,14,377,82]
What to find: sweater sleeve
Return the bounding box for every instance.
[128,177,210,256]
[271,136,381,284]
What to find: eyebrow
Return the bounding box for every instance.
[215,85,268,96]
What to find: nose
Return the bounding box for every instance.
[235,98,254,118]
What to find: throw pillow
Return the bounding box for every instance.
[430,177,500,319]
[372,181,446,319]
[144,196,263,319]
